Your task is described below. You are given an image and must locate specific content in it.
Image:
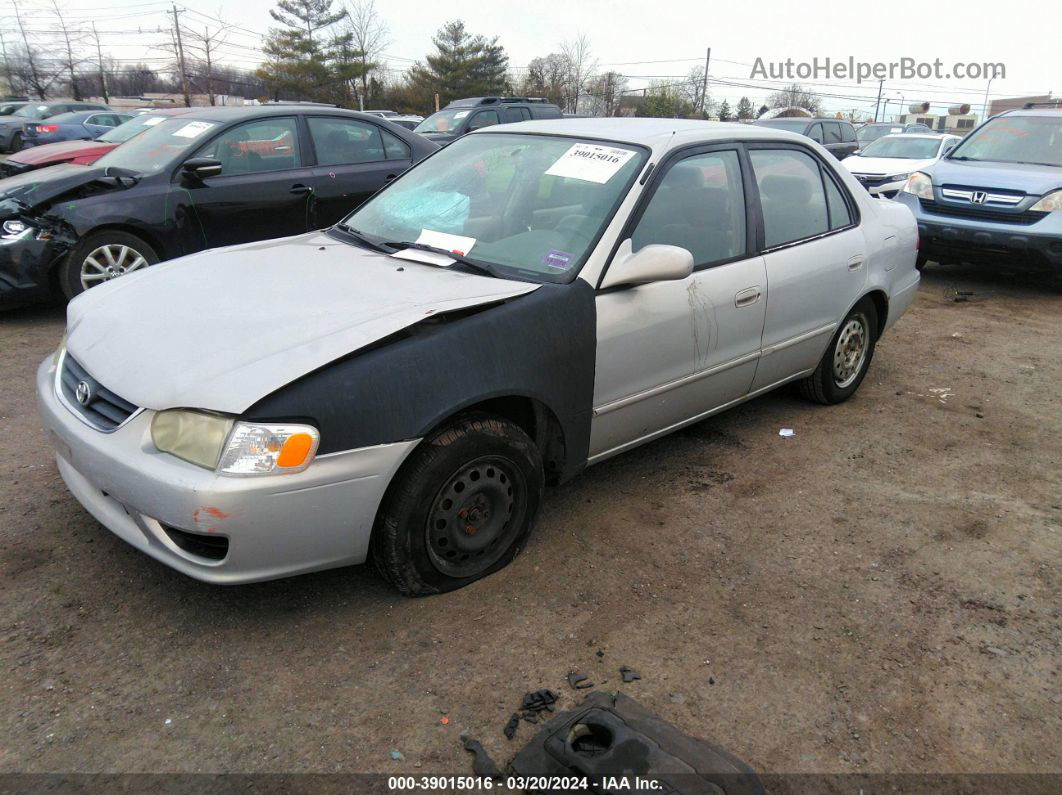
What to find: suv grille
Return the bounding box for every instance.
[919,199,1048,225]
[59,354,139,431]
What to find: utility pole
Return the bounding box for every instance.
[700,47,711,116]
[873,79,884,122]
[91,23,108,102]
[171,3,191,107]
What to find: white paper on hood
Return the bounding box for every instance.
[172,121,216,138]
[545,143,636,184]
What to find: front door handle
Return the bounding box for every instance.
[848,255,865,271]
[290,183,313,195]
[734,286,762,308]
[384,173,398,183]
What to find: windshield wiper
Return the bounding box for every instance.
[333,225,394,254]
[948,155,981,161]
[1010,161,1061,168]
[385,241,499,278]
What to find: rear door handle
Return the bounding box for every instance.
[734,286,762,308]
[848,255,865,271]
[290,183,313,195]
[384,173,398,182]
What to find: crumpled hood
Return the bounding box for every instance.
[925,158,1062,195]
[0,162,131,215]
[844,155,934,175]
[66,231,540,414]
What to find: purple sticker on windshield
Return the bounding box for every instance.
[543,249,574,270]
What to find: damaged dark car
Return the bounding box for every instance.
[0,105,436,308]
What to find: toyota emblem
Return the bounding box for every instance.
[971,191,988,204]
[75,380,92,406]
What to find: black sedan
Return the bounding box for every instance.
[0,105,437,307]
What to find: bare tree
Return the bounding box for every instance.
[559,33,595,113]
[51,0,89,99]
[185,22,231,105]
[344,0,388,108]
[583,71,628,116]
[12,0,60,99]
[680,66,712,118]
[767,82,822,114]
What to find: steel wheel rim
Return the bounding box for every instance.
[426,455,523,578]
[833,314,869,389]
[80,244,149,290]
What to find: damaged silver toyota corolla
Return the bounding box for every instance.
[37,118,920,595]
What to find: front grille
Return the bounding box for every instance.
[854,174,892,188]
[919,199,1048,225]
[59,354,139,431]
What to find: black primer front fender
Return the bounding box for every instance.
[245,280,597,481]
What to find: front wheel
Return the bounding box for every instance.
[59,230,159,300]
[371,415,544,597]
[798,298,879,405]
[9,132,22,152]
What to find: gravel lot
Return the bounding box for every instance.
[0,262,1058,779]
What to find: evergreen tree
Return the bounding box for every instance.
[256,0,365,104]
[717,100,732,121]
[736,96,754,120]
[407,20,509,106]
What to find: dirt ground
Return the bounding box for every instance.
[0,262,1058,781]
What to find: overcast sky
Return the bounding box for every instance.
[6,0,1059,118]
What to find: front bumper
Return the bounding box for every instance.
[0,235,63,308]
[36,356,420,584]
[896,193,1062,267]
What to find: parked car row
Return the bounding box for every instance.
[0,101,112,152]
[842,133,961,198]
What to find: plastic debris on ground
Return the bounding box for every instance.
[779,428,795,438]
[619,665,641,683]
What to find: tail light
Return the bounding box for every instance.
[35,124,58,134]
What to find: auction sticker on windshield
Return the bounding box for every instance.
[416,229,477,256]
[172,121,216,138]
[141,116,165,126]
[545,143,636,183]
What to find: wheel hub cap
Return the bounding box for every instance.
[833,315,868,388]
[426,456,521,578]
[80,244,149,290]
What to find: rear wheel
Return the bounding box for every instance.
[371,415,544,597]
[916,254,928,271]
[59,230,159,300]
[798,298,879,405]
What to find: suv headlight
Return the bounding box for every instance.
[1029,190,1062,212]
[887,172,910,183]
[901,172,933,199]
[151,410,319,475]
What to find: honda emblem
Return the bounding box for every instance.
[971,191,988,204]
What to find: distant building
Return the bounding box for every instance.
[988,94,1058,116]
[897,111,979,135]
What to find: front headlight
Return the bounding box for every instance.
[901,171,933,199]
[217,422,319,475]
[151,410,319,475]
[1029,190,1062,212]
[1,219,36,243]
[887,173,910,183]
[152,410,234,470]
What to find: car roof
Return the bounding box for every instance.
[999,107,1062,118]
[472,117,811,152]
[145,105,398,122]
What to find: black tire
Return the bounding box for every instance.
[59,230,159,300]
[371,415,544,597]
[798,298,879,405]
[916,254,928,272]
[9,132,22,152]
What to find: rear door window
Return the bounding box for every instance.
[469,110,500,131]
[823,122,842,144]
[750,148,830,248]
[308,116,386,165]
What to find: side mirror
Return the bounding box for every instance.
[600,239,694,290]
[181,157,222,181]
